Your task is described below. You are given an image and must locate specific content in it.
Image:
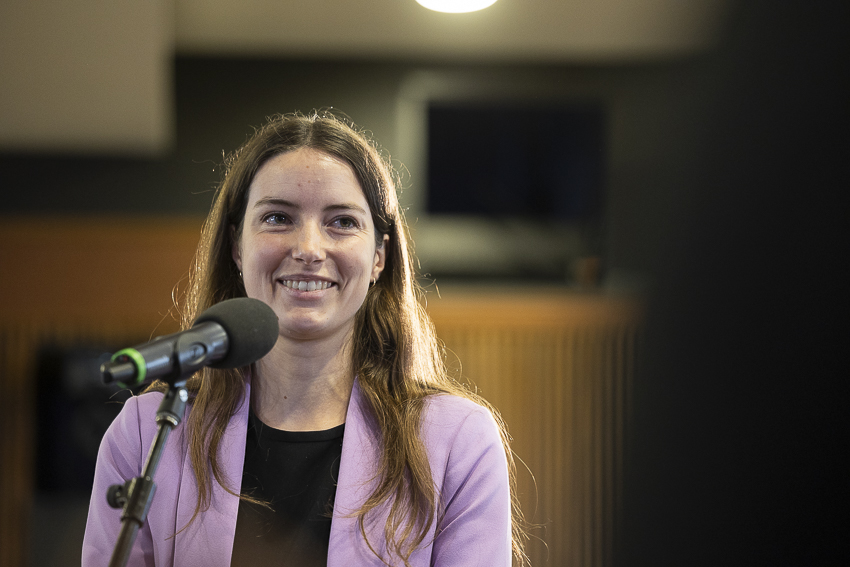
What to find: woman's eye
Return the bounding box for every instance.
[332,216,359,229]
[262,213,290,225]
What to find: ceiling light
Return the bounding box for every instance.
[416,0,499,14]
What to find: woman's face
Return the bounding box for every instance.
[232,148,387,342]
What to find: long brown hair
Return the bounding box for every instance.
[162,111,528,565]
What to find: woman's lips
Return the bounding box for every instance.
[279,279,335,292]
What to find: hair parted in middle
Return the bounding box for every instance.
[159,110,527,566]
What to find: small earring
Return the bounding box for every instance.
[239,271,243,278]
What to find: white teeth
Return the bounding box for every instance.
[282,279,331,291]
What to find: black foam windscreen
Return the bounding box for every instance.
[194,297,279,369]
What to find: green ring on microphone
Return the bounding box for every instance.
[112,348,146,388]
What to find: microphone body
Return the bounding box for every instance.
[101,298,279,387]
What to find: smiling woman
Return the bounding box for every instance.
[82,111,528,567]
[234,149,387,348]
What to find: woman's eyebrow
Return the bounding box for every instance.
[252,198,365,214]
[253,197,297,209]
[325,203,368,215]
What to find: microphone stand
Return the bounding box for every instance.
[105,381,189,567]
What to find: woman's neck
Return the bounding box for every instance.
[250,330,355,432]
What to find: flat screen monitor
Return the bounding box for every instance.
[427,103,605,221]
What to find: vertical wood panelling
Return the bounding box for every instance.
[0,325,35,567]
[0,217,200,567]
[427,291,641,566]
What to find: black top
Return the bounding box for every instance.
[230,411,344,567]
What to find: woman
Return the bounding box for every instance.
[83,112,527,566]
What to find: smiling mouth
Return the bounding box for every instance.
[281,279,335,292]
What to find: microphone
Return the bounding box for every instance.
[101,298,279,387]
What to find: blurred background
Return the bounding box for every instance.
[0,1,846,566]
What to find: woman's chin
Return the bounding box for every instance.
[278,318,351,342]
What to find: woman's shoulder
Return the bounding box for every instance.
[423,391,488,417]
[106,390,166,437]
[419,392,508,490]
[121,389,165,415]
[420,392,500,442]
[131,389,166,408]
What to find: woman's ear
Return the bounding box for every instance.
[371,234,389,281]
[231,225,242,273]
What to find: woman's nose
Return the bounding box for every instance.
[291,223,326,264]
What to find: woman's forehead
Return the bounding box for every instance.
[246,148,368,207]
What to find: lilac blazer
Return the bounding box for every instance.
[82,378,512,566]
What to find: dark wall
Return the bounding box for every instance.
[619,1,848,565]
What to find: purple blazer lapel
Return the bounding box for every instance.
[328,378,392,566]
[173,383,250,566]
[329,379,440,567]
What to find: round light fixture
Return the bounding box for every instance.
[416,0,499,14]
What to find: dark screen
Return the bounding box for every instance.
[427,103,606,220]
